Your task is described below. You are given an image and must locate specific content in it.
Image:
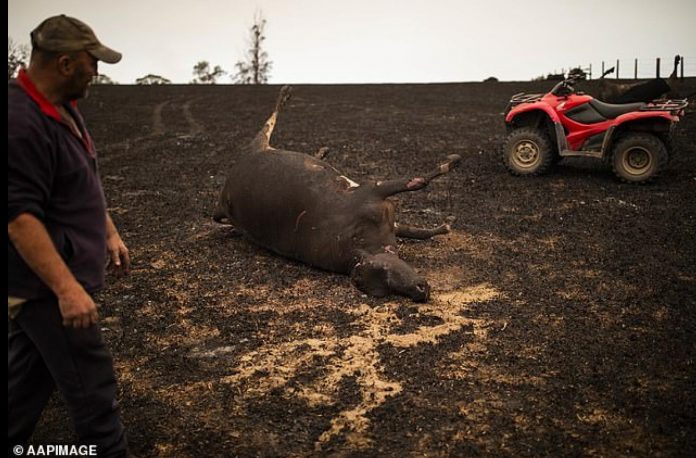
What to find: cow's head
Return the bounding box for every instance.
[350,252,430,302]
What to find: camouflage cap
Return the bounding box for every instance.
[31,14,122,64]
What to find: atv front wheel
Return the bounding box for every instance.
[611,133,667,184]
[502,128,554,176]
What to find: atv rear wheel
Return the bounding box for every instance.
[611,133,668,184]
[502,128,554,176]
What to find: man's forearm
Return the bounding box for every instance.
[9,212,98,327]
[106,211,118,238]
[8,212,82,297]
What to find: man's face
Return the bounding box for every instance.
[63,51,98,100]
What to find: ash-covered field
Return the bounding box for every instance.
[30,81,696,457]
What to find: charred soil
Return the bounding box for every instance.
[30,81,696,457]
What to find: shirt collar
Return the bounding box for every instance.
[17,68,63,122]
[16,68,95,157]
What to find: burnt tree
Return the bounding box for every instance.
[232,12,272,84]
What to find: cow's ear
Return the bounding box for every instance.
[351,258,389,297]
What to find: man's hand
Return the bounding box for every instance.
[8,213,100,328]
[106,231,130,275]
[106,212,130,275]
[57,283,99,328]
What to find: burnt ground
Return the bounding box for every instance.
[30,81,696,457]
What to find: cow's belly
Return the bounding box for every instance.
[223,151,359,272]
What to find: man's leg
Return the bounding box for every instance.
[8,313,57,448]
[12,297,128,457]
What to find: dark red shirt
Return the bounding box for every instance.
[8,69,107,299]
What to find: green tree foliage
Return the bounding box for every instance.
[8,37,29,79]
[191,61,226,84]
[232,12,272,84]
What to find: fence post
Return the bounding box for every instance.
[656,57,661,78]
[616,59,620,79]
[634,58,638,79]
[681,56,684,80]
[589,63,592,80]
[601,61,605,76]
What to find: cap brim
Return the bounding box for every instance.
[88,44,122,64]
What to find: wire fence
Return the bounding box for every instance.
[554,56,696,80]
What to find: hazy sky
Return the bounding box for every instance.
[8,0,696,84]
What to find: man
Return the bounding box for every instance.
[8,15,130,457]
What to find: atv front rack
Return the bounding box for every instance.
[504,92,544,115]
[509,92,544,105]
[640,99,688,114]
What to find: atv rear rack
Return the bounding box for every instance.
[640,99,688,114]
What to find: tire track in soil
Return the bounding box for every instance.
[99,98,204,162]
[151,100,167,136]
[97,100,169,162]
[181,99,204,137]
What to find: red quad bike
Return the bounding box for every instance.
[502,76,688,183]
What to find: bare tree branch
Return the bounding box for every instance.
[233,12,272,84]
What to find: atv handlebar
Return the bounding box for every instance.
[550,76,581,96]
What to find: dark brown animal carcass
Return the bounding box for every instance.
[214,86,460,301]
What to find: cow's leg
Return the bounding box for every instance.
[213,201,233,225]
[395,223,450,239]
[373,154,461,198]
[213,193,238,230]
[213,211,231,225]
[250,85,292,150]
[668,55,682,87]
[212,208,242,236]
[671,55,681,78]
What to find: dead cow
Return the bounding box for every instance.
[214,86,460,302]
[595,55,681,103]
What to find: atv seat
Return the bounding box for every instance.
[589,99,645,119]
